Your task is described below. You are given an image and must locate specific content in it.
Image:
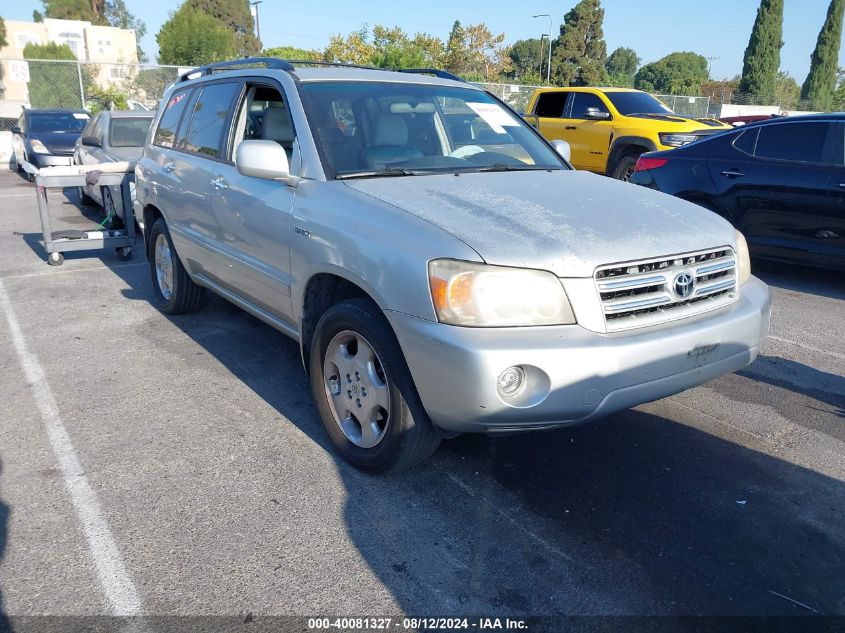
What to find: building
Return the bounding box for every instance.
[0,18,139,114]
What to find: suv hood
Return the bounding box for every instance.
[345,170,736,278]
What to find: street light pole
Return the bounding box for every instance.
[250,1,263,46]
[532,14,553,83]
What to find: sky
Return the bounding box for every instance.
[4,0,843,83]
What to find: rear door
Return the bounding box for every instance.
[532,91,572,150]
[77,114,107,204]
[158,81,242,278]
[709,120,834,262]
[560,92,614,172]
[206,79,297,323]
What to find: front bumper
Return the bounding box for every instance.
[30,153,74,168]
[387,276,771,434]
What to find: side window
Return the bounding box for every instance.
[183,82,241,157]
[534,92,569,118]
[153,89,192,149]
[569,93,610,119]
[754,122,829,164]
[732,128,758,156]
[230,83,295,159]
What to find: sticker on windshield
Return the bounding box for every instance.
[466,102,519,134]
[73,113,90,120]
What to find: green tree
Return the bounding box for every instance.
[370,25,426,68]
[508,38,544,81]
[605,46,640,87]
[23,42,92,108]
[738,0,784,97]
[444,20,468,76]
[185,0,260,57]
[0,17,7,48]
[323,27,375,65]
[634,51,709,94]
[156,6,236,66]
[264,45,321,61]
[801,0,845,109]
[550,0,609,86]
[105,0,147,61]
[40,0,107,24]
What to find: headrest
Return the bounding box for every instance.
[261,107,294,145]
[373,114,408,146]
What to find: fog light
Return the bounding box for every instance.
[497,366,526,398]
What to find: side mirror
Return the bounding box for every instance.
[235,139,290,182]
[81,135,101,147]
[583,107,611,120]
[11,125,21,134]
[551,139,571,162]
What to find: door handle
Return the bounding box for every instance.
[163,161,175,172]
[210,177,228,191]
[720,170,746,178]
[565,126,577,130]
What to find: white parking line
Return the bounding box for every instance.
[768,334,845,362]
[0,193,36,198]
[0,278,142,616]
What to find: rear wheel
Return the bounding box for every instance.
[102,188,124,229]
[147,218,205,314]
[310,299,441,471]
[610,152,641,182]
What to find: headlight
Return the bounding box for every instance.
[659,133,698,147]
[428,259,576,327]
[735,230,751,286]
[29,139,49,154]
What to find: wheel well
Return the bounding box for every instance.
[142,205,162,249]
[607,143,648,175]
[301,274,373,370]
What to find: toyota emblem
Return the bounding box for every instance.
[673,272,695,299]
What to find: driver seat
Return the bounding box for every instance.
[362,114,423,170]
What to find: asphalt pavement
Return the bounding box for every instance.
[0,169,842,629]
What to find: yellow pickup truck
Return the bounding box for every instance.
[523,87,730,180]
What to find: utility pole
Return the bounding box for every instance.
[538,34,546,79]
[250,1,263,46]
[532,14,553,84]
[706,56,719,76]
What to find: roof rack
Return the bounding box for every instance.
[178,57,295,82]
[177,58,468,84]
[397,68,466,82]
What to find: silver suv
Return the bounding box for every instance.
[135,58,772,471]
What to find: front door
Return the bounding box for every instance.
[560,92,614,172]
[207,81,296,324]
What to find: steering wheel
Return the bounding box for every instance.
[449,145,485,159]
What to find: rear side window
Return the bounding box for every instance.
[154,90,192,148]
[754,122,829,164]
[535,92,568,118]
[569,93,610,118]
[732,128,758,155]
[183,82,241,157]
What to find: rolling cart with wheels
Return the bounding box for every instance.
[22,160,137,266]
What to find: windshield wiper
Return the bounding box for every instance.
[337,167,422,180]
[467,163,556,173]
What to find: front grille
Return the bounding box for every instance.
[595,247,738,332]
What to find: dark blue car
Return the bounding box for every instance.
[11,108,91,177]
[630,114,845,271]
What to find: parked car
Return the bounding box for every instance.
[11,108,91,176]
[135,58,771,471]
[719,114,779,127]
[630,114,845,271]
[523,87,730,180]
[74,110,154,229]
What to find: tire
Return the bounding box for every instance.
[47,252,64,266]
[102,188,124,229]
[610,152,640,182]
[77,186,94,206]
[310,298,441,472]
[116,246,132,261]
[147,218,205,314]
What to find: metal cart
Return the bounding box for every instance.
[22,160,137,266]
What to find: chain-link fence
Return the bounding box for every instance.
[0,59,183,114]
[653,94,711,119]
[476,82,542,114]
[704,90,833,113]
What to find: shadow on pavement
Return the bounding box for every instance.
[0,459,12,633]
[99,258,845,619]
[754,259,845,302]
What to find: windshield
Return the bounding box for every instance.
[604,92,674,116]
[300,82,566,177]
[109,117,153,147]
[28,112,89,133]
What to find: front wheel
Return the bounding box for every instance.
[310,299,440,471]
[147,218,205,314]
[610,153,640,181]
